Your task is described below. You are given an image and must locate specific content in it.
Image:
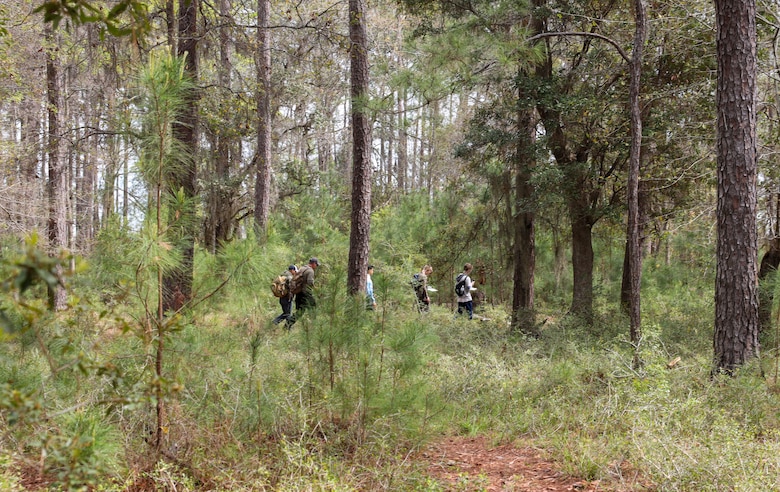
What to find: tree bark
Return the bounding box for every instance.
[163,0,199,313]
[569,194,595,322]
[347,0,372,295]
[45,26,67,311]
[511,156,535,331]
[206,0,235,252]
[627,0,646,362]
[713,0,759,373]
[397,88,407,192]
[254,0,272,240]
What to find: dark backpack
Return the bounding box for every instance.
[270,274,290,298]
[288,267,308,295]
[410,273,423,291]
[454,273,467,296]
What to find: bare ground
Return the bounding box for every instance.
[417,436,652,491]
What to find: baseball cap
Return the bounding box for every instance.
[309,257,320,266]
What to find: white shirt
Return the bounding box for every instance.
[456,274,473,303]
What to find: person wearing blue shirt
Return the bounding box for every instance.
[366,264,377,310]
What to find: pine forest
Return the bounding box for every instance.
[1,0,780,489]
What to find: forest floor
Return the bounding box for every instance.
[417,435,650,491]
[18,436,652,490]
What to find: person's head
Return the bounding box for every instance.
[423,265,433,275]
[309,257,320,269]
[288,264,297,272]
[464,263,473,273]
[367,264,374,273]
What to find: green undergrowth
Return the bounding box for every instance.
[5,234,780,491]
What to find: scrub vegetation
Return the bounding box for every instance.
[2,189,780,491]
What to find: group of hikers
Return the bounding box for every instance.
[411,263,476,319]
[271,259,477,327]
[272,257,319,328]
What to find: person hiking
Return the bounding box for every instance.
[290,257,319,325]
[273,264,297,326]
[455,263,475,320]
[412,265,433,312]
[366,264,377,310]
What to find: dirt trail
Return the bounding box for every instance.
[418,436,646,491]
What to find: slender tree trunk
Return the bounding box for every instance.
[397,88,407,192]
[45,26,67,311]
[347,0,372,295]
[713,0,759,373]
[510,93,536,333]
[511,157,535,331]
[122,137,130,225]
[626,0,647,366]
[254,0,271,240]
[208,0,234,251]
[166,0,176,53]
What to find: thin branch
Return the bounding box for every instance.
[526,31,631,64]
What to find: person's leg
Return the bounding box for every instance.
[281,297,292,322]
[296,292,315,317]
[466,300,473,319]
[273,298,287,324]
[287,294,303,327]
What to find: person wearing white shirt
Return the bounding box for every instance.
[456,263,475,320]
[366,264,377,310]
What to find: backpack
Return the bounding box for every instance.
[271,274,290,298]
[410,273,423,291]
[454,273,467,297]
[288,267,308,295]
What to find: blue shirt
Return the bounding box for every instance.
[366,274,376,304]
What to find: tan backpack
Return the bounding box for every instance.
[270,275,290,297]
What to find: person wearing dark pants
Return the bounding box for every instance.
[273,264,297,326]
[413,265,433,313]
[290,257,319,325]
[456,263,475,320]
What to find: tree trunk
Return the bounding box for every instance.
[206,0,234,252]
[510,98,536,333]
[510,2,547,333]
[570,194,594,322]
[397,88,407,192]
[713,0,759,373]
[166,0,175,53]
[254,0,272,240]
[511,160,535,331]
[45,26,67,311]
[347,0,372,295]
[163,0,199,313]
[626,0,647,363]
